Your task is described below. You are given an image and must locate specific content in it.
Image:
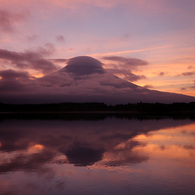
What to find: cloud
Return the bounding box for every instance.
[0,47,58,74]
[100,80,131,89]
[0,69,34,92]
[37,43,56,56]
[0,150,55,174]
[144,85,153,89]
[0,9,29,33]
[180,80,195,91]
[181,71,195,76]
[159,72,165,76]
[0,56,194,104]
[27,34,38,41]
[102,141,148,166]
[106,69,146,82]
[1,117,189,171]
[0,69,31,80]
[103,56,148,69]
[51,59,67,63]
[190,80,195,89]
[56,35,65,42]
[102,56,147,82]
[64,56,105,76]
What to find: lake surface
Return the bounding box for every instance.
[0,116,195,195]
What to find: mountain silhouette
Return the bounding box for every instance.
[0,56,194,104]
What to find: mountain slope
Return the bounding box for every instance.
[0,56,194,104]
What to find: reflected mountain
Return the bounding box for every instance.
[0,118,194,173]
[65,144,105,166]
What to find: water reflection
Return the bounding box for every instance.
[0,118,195,194]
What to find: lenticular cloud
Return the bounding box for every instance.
[0,56,194,104]
[63,56,105,75]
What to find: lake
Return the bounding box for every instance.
[0,116,195,195]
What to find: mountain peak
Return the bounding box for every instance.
[61,56,105,76]
[0,56,194,104]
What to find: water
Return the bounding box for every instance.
[0,117,195,195]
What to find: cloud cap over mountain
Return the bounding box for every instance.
[0,56,194,104]
[63,56,105,76]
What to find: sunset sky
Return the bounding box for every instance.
[0,0,195,98]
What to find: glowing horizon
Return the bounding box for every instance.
[0,0,195,99]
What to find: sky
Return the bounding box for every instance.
[0,0,195,102]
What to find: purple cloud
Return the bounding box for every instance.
[56,35,66,42]
[27,34,38,41]
[0,69,31,80]
[106,68,146,82]
[64,56,105,76]
[144,85,153,89]
[181,71,195,76]
[0,56,194,104]
[51,59,67,63]
[0,47,58,74]
[102,56,148,82]
[0,9,29,33]
[103,56,148,68]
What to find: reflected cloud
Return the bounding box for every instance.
[0,150,55,174]
[0,118,194,175]
[100,140,148,167]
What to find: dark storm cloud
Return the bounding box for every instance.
[0,48,58,74]
[0,9,29,32]
[103,56,148,68]
[65,56,105,75]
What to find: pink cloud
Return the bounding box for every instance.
[0,9,29,33]
[56,35,65,43]
[0,44,58,74]
[0,56,194,104]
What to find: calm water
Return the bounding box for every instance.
[0,117,195,195]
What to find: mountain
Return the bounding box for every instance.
[0,56,194,104]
